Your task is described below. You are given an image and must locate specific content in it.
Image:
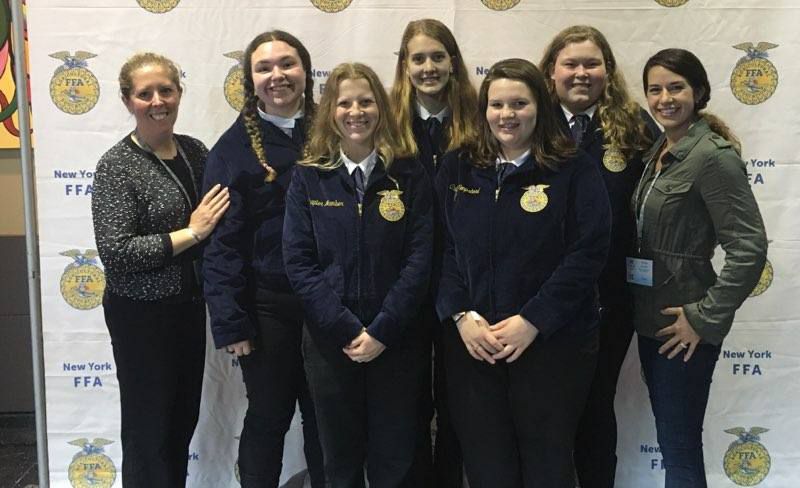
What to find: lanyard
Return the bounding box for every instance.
[633,145,666,253]
[133,131,198,208]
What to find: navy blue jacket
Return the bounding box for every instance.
[283,156,433,348]
[556,106,660,309]
[435,150,611,339]
[202,116,305,348]
[412,115,449,178]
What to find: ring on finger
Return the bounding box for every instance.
[679,342,688,349]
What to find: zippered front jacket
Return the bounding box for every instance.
[435,149,612,339]
[283,156,433,348]
[631,118,768,345]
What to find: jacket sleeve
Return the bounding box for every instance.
[201,147,256,349]
[366,168,434,347]
[519,158,612,337]
[91,156,173,275]
[682,148,768,344]
[434,156,474,321]
[282,169,364,347]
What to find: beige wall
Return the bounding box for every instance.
[0,148,24,236]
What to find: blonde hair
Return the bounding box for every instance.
[390,19,478,156]
[301,63,404,170]
[119,52,181,100]
[539,25,652,159]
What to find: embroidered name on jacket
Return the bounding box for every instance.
[449,184,480,195]
[309,199,345,207]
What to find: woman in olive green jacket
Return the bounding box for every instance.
[632,48,767,488]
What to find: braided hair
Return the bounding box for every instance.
[241,30,316,180]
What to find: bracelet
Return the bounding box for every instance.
[187,227,201,243]
[452,311,467,324]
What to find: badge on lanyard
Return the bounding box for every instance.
[626,257,654,287]
[520,184,549,213]
[603,147,627,173]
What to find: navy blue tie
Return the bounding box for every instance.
[352,167,365,203]
[496,162,513,186]
[570,113,590,147]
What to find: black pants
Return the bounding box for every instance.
[103,292,206,488]
[238,289,325,488]
[574,305,634,488]
[303,322,427,488]
[444,323,598,488]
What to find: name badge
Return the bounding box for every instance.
[626,257,653,287]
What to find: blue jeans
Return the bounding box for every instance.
[638,335,721,488]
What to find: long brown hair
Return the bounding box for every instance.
[390,19,478,156]
[539,25,652,159]
[643,48,741,153]
[470,59,574,171]
[241,31,316,170]
[301,63,404,170]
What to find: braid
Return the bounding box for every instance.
[301,78,316,142]
[241,93,276,181]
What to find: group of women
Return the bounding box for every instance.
[91,19,767,488]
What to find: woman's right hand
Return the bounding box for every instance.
[456,312,504,364]
[189,184,230,240]
[226,339,253,357]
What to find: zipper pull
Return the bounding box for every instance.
[433,154,438,168]
[358,203,362,217]
[495,187,500,202]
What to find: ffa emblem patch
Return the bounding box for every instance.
[723,427,771,486]
[481,0,520,10]
[603,147,627,173]
[520,184,549,213]
[310,0,352,13]
[730,42,779,105]
[49,51,100,115]
[60,249,105,310]
[378,190,405,222]
[67,438,116,488]
[223,51,245,112]
[137,0,180,13]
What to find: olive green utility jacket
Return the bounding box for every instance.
[630,118,767,345]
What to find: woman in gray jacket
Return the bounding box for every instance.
[632,48,767,488]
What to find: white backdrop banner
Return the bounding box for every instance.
[27,1,798,486]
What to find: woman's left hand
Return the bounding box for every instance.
[489,315,539,362]
[343,330,386,363]
[656,306,702,362]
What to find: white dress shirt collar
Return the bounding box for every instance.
[416,101,451,122]
[341,149,378,183]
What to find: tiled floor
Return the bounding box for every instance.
[0,413,38,488]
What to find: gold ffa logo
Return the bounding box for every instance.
[481,0,520,10]
[378,190,405,222]
[223,51,245,112]
[67,438,116,488]
[49,51,100,115]
[731,42,779,105]
[60,249,105,310]
[520,184,549,213]
[137,0,180,13]
[310,0,352,13]
[723,427,771,486]
[654,0,689,6]
[603,147,627,173]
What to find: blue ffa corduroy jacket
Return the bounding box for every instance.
[412,115,449,178]
[282,156,433,348]
[556,106,660,310]
[435,149,611,339]
[202,115,305,348]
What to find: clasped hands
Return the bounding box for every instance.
[457,313,538,364]
[343,329,386,363]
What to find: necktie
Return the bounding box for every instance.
[496,161,513,187]
[570,113,590,147]
[424,117,443,150]
[352,166,365,204]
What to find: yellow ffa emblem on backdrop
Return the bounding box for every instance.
[723,427,771,486]
[310,0,352,13]
[67,438,116,488]
[654,0,689,6]
[60,249,105,310]
[378,190,405,222]
[481,0,520,10]
[603,147,627,173]
[137,0,180,13]
[223,51,245,112]
[749,259,773,297]
[520,184,549,213]
[48,51,100,115]
[730,42,779,105]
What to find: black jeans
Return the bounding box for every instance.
[574,305,634,488]
[639,335,721,488]
[103,292,206,488]
[238,289,325,488]
[444,323,598,488]
[303,322,428,488]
